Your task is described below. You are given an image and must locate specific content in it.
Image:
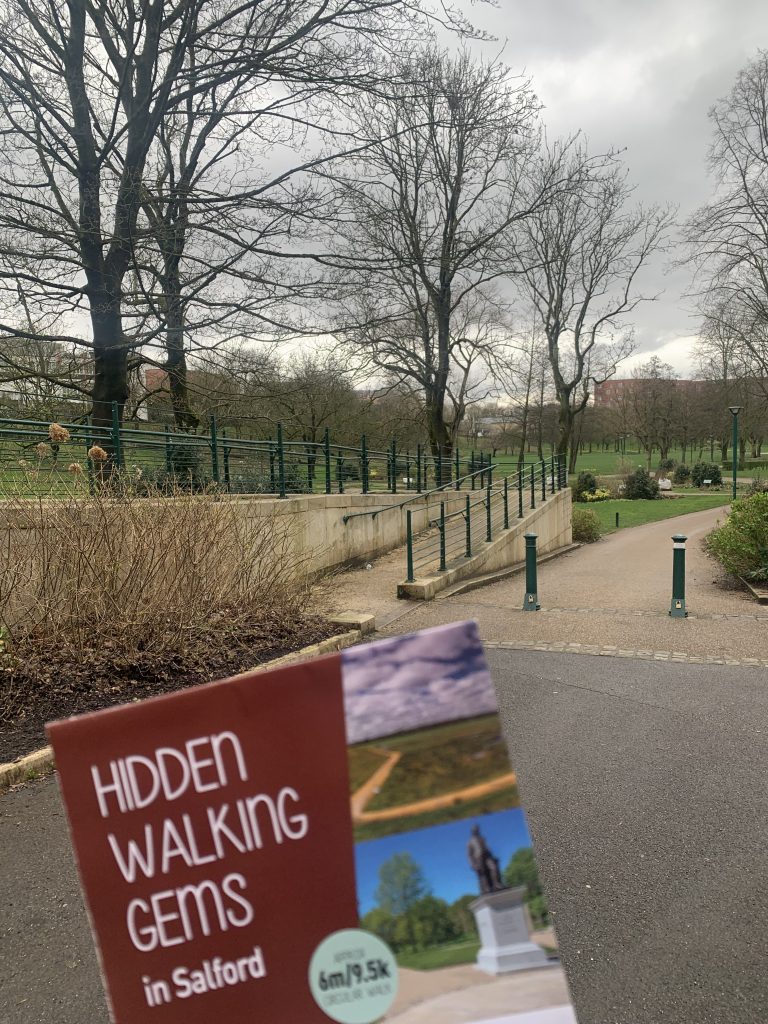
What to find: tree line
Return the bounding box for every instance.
[10,4,768,472]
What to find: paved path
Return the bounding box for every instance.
[350,747,402,818]
[368,504,768,664]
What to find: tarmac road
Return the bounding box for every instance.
[490,648,768,1024]
[3,648,768,1023]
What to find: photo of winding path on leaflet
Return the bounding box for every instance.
[339,623,562,1000]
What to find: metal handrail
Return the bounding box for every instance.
[342,466,492,523]
[404,455,567,582]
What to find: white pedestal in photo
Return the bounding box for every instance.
[470,886,552,975]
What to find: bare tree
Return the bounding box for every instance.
[685,50,768,393]
[326,48,558,477]
[513,140,672,471]
[625,357,678,467]
[0,0,467,429]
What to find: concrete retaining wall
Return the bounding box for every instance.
[241,490,471,572]
[0,487,571,581]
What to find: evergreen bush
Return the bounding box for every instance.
[572,507,601,542]
[623,467,659,500]
[691,462,722,488]
[708,493,768,580]
[573,470,598,502]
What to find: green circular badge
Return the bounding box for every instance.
[308,928,398,1023]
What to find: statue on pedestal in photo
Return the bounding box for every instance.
[467,824,506,893]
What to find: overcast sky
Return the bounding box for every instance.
[459,0,768,378]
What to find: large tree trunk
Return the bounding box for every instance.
[517,401,529,469]
[556,398,577,474]
[165,287,199,432]
[426,402,453,485]
[91,301,129,430]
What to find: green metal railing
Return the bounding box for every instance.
[404,455,566,583]
[0,396,531,499]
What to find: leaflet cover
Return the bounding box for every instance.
[47,619,576,1024]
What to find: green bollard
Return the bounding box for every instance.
[523,532,540,611]
[615,511,619,529]
[669,534,688,618]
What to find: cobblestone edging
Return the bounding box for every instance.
[537,606,768,621]
[483,639,768,666]
[0,625,366,794]
[463,601,768,622]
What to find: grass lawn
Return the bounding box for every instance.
[358,714,511,812]
[396,938,480,971]
[486,445,761,479]
[586,495,731,535]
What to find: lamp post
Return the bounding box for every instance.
[729,406,742,502]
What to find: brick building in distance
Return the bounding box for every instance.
[593,377,704,408]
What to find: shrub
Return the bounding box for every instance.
[672,464,691,485]
[623,467,659,500]
[582,488,612,502]
[573,470,598,502]
[691,462,722,488]
[572,507,601,542]
[707,492,768,579]
[746,477,768,496]
[0,483,312,659]
[659,457,676,475]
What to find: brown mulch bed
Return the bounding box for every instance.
[0,613,341,764]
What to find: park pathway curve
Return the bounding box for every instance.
[334,502,768,664]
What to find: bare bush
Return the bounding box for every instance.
[0,484,311,658]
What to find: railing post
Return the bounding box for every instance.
[503,476,509,529]
[406,510,415,583]
[465,493,472,558]
[269,438,276,493]
[210,414,220,485]
[164,425,172,475]
[436,448,442,489]
[277,422,286,499]
[85,417,95,494]
[518,467,524,518]
[669,534,688,618]
[523,532,540,611]
[324,428,332,495]
[222,430,231,491]
[550,455,556,493]
[391,438,397,494]
[541,460,546,501]
[361,434,369,494]
[455,447,460,489]
[111,400,122,470]
[439,502,447,571]
[416,444,422,493]
[486,481,492,542]
[530,464,536,509]
[471,450,476,490]
[337,455,344,494]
